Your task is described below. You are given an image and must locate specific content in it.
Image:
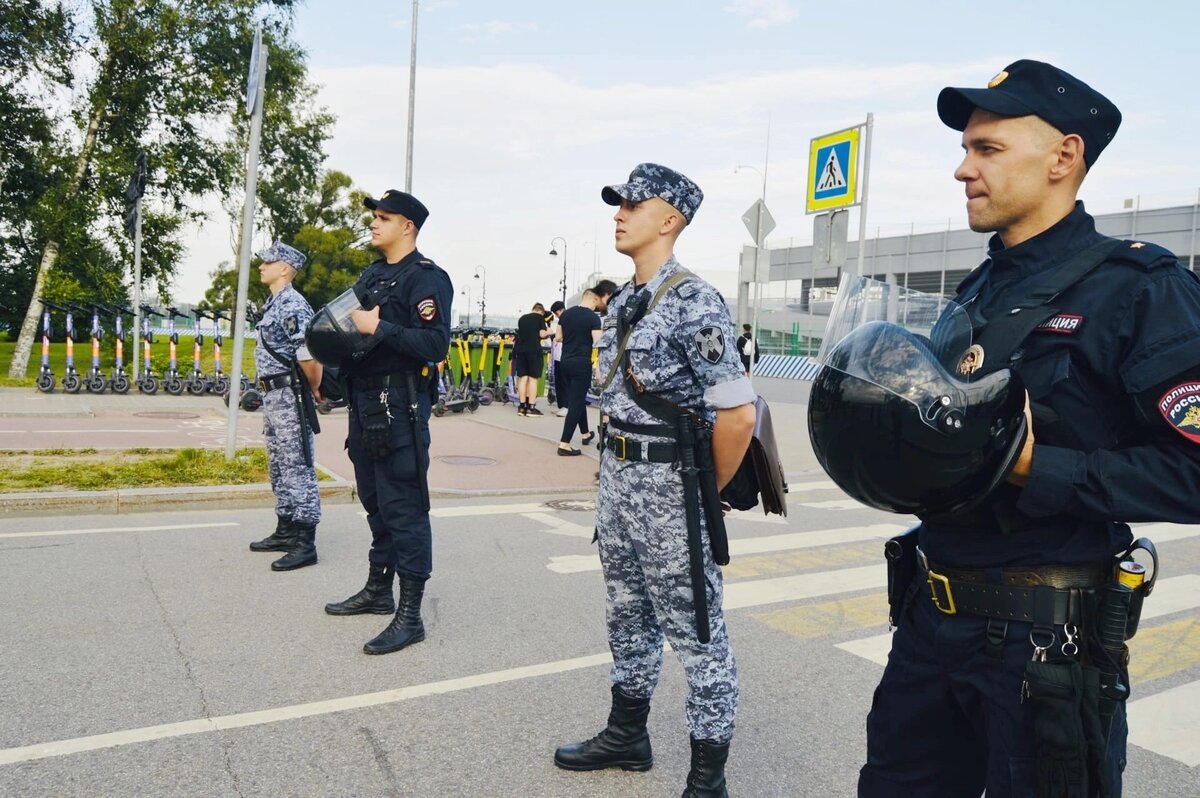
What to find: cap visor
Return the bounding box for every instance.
[363,197,380,210]
[601,185,627,206]
[937,87,1036,130]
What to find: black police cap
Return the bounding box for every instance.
[937,60,1121,169]
[364,189,430,230]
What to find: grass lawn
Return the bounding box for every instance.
[0,339,258,388]
[0,448,277,492]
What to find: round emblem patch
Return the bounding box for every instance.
[694,326,725,364]
[417,298,437,321]
[988,70,1009,89]
[957,344,985,376]
[1158,381,1200,444]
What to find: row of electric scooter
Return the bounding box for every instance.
[432,326,600,417]
[33,300,252,399]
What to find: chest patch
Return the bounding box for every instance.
[417,297,437,322]
[1035,313,1084,335]
[694,326,725,364]
[1158,381,1200,444]
[283,316,298,335]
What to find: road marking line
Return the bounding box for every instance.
[1127,617,1200,683]
[836,633,893,666]
[430,503,548,518]
[0,653,613,766]
[783,479,839,492]
[1127,681,1200,767]
[520,512,593,539]
[753,593,888,639]
[0,522,239,540]
[798,499,867,510]
[724,564,884,610]
[1128,522,1200,544]
[546,524,905,574]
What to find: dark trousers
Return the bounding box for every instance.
[558,358,592,444]
[347,389,433,582]
[858,580,1127,797]
[553,357,566,405]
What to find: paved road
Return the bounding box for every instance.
[1,487,1197,796]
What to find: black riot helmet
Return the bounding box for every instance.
[305,285,379,368]
[807,275,1027,516]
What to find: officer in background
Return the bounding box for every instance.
[858,61,1200,797]
[553,164,756,797]
[322,190,453,656]
[247,241,322,571]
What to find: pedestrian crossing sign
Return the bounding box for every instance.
[807,126,861,213]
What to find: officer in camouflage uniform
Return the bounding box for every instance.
[247,241,322,572]
[554,164,757,798]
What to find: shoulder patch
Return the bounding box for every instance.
[417,296,438,321]
[1158,381,1200,444]
[694,326,726,364]
[283,316,298,335]
[1109,240,1177,271]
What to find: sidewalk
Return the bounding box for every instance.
[0,378,819,515]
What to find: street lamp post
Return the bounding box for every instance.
[473,265,487,327]
[460,286,472,327]
[549,236,567,305]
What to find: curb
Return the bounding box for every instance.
[0,481,357,518]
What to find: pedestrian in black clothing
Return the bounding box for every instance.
[514,302,551,415]
[736,324,759,375]
[549,300,567,413]
[555,282,615,455]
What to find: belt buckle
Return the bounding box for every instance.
[613,435,628,461]
[926,569,957,615]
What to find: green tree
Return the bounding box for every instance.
[6,0,332,378]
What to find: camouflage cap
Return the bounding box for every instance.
[602,163,704,224]
[254,241,306,270]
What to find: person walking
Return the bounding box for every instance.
[554,285,608,455]
[320,189,453,656]
[735,324,759,376]
[247,241,322,572]
[553,163,756,797]
[514,302,551,416]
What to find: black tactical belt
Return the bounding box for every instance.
[917,548,1107,624]
[354,371,417,391]
[605,432,677,463]
[258,373,293,392]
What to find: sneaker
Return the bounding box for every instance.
[527,406,544,416]
[518,406,527,417]
[556,408,568,417]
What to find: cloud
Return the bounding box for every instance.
[454,20,538,43]
[723,0,799,28]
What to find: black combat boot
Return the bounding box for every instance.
[270,522,317,571]
[249,516,293,552]
[324,563,395,615]
[553,685,653,772]
[362,577,426,654]
[681,737,730,798]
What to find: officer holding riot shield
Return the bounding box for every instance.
[309,189,452,656]
[810,61,1200,798]
[247,241,323,571]
[552,164,756,797]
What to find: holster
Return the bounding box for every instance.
[403,373,431,513]
[1024,658,1093,798]
[359,389,394,460]
[884,527,919,628]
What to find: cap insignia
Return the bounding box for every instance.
[957,344,985,376]
[987,70,1009,89]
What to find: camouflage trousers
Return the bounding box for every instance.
[263,388,320,525]
[595,444,738,743]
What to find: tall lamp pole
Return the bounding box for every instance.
[549,236,567,305]
[460,286,472,327]
[473,265,487,327]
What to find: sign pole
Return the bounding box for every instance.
[225,30,267,460]
[855,112,873,276]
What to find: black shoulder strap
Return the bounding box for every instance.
[975,237,1121,369]
[600,269,697,390]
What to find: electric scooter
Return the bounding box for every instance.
[208,309,231,395]
[106,305,132,394]
[35,300,58,393]
[432,335,480,416]
[186,308,210,395]
[137,305,162,395]
[468,328,495,406]
[84,305,107,394]
[61,303,81,394]
[162,306,187,395]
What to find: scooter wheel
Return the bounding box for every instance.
[213,376,230,394]
[35,373,55,393]
[111,375,131,394]
[139,376,159,395]
[165,376,184,396]
[63,373,81,394]
[186,376,207,396]
[467,395,480,413]
[432,400,446,417]
[86,374,107,394]
[477,388,495,406]
[239,376,251,393]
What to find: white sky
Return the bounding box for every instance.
[175,0,1200,322]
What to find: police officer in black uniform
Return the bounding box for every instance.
[857,60,1200,797]
[322,189,453,656]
